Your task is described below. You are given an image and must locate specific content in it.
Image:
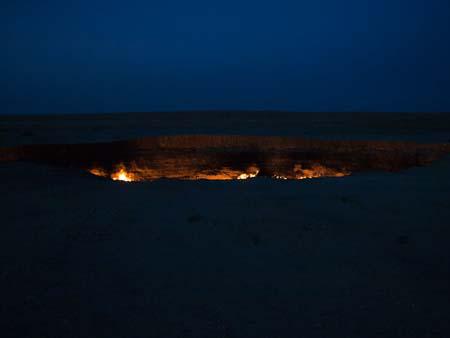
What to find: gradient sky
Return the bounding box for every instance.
[2,0,450,114]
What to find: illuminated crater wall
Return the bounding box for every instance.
[1,135,449,182]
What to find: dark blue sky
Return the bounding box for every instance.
[3,0,450,114]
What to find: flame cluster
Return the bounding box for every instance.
[237,166,260,180]
[111,167,136,182]
[293,164,349,180]
[88,163,349,182]
[89,164,139,182]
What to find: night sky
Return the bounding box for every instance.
[3,0,450,114]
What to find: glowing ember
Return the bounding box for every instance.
[293,164,350,180]
[237,167,259,180]
[89,168,107,177]
[273,175,288,180]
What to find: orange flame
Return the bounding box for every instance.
[110,164,138,182]
[111,168,134,182]
[89,164,138,182]
[293,164,350,180]
[237,166,259,180]
[88,163,349,182]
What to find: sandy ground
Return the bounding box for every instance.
[1,112,450,145]
[1,112,450,337]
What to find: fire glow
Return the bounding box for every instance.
[111,165,137,182]
[88,163,349,182]
[89,165,139,182]
[3,135,449,183]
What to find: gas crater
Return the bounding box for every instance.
[1,135,449,182]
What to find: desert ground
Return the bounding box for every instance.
[1,112,450,337]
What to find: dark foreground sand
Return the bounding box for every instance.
[1,112,450,337]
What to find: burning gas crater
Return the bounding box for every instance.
[88,163,350,182]
[2,135,449,183]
